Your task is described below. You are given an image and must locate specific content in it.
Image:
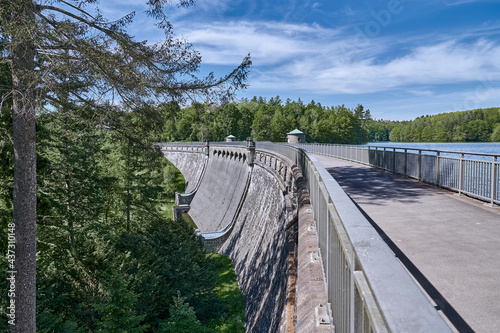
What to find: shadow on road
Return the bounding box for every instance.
[324,164,435,205]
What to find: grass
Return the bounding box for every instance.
[206,253,245,333]
[181,212,197,230]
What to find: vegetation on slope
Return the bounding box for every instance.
[0,107,244,332]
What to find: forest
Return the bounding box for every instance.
[171,97,499,145]
[156,96,370,144]
[0,106,244,332]
[365,107,500,142]
[154,97,499,144]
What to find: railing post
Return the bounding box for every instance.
[383,148,387,171]
[418,150,422,181]
[404,149,408,177]
[489,156,497,206]
[458,153,465,196]
[392,148,396,173]
[436,152,440,186]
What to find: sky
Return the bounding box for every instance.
[101,0,500,121]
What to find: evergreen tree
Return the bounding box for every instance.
[1,1,250,328]
[95,273,148,333]
[270,108,288,142]
[115,217,224,330]
[251,105,272,141]
[158,293,214,333]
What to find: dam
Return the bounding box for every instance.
[158,140,454,333]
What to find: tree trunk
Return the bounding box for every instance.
[11,7,37,331]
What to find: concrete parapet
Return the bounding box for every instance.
[175,191,196,206]
[246,137,256,166]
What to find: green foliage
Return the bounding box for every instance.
[158,293,214,333]
[0,107,12,251]
[369,108,500,142]
[206,254,245,333]
[365,119,395,142]
[0,106,240,331]
[95,273,148,333]
[115,217,225,328]
[0,60,13,254]
[154,97,369,144]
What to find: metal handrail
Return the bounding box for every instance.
[297,143,500,206]
[308,143,500,158]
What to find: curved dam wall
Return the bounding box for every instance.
[219,159,292,332]
[189,148,251,232]
[159,142,297,332]
[159,145,207,193]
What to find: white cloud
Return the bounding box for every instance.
[443,0,480,6]
[176,21,341,65]
[174,20,500,96]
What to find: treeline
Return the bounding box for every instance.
[365,108,500,142]
[157,96,371,144]
[0,107,243,332]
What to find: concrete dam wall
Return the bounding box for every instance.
[159,142,454,333]
[160,145,207,193]
[189,148,251,232]
[159,142,298,332]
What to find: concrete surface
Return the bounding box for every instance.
[220,165,290,332]
[313,153,500,333]
[161,150,206,192]
[188,152,250,232]
[294,172,331,333]
[163,146,297,332]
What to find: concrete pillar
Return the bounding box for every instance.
[204,140,210,156]
[246,137,255,166]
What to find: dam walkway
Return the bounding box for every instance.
[313,153,500,333]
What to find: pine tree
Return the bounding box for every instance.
[158,293,214,333]
[0,1,250,330]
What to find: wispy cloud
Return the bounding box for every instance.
[443,0,480,6]
[177,20,500,96]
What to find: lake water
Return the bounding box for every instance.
[365,142,500,159]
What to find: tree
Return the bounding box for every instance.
[251,104,272,140]
[158,293,214,333]
[0,1,251,331]
[216,103,241,138]
[115,217,224,329]
[95,273,148,333]
[270,108,288,142]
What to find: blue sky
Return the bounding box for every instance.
[102,0,500,120]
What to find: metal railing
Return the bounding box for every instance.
[256,142,452,333]
[297,143,500,206]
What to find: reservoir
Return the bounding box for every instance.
[365,142,500,160]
